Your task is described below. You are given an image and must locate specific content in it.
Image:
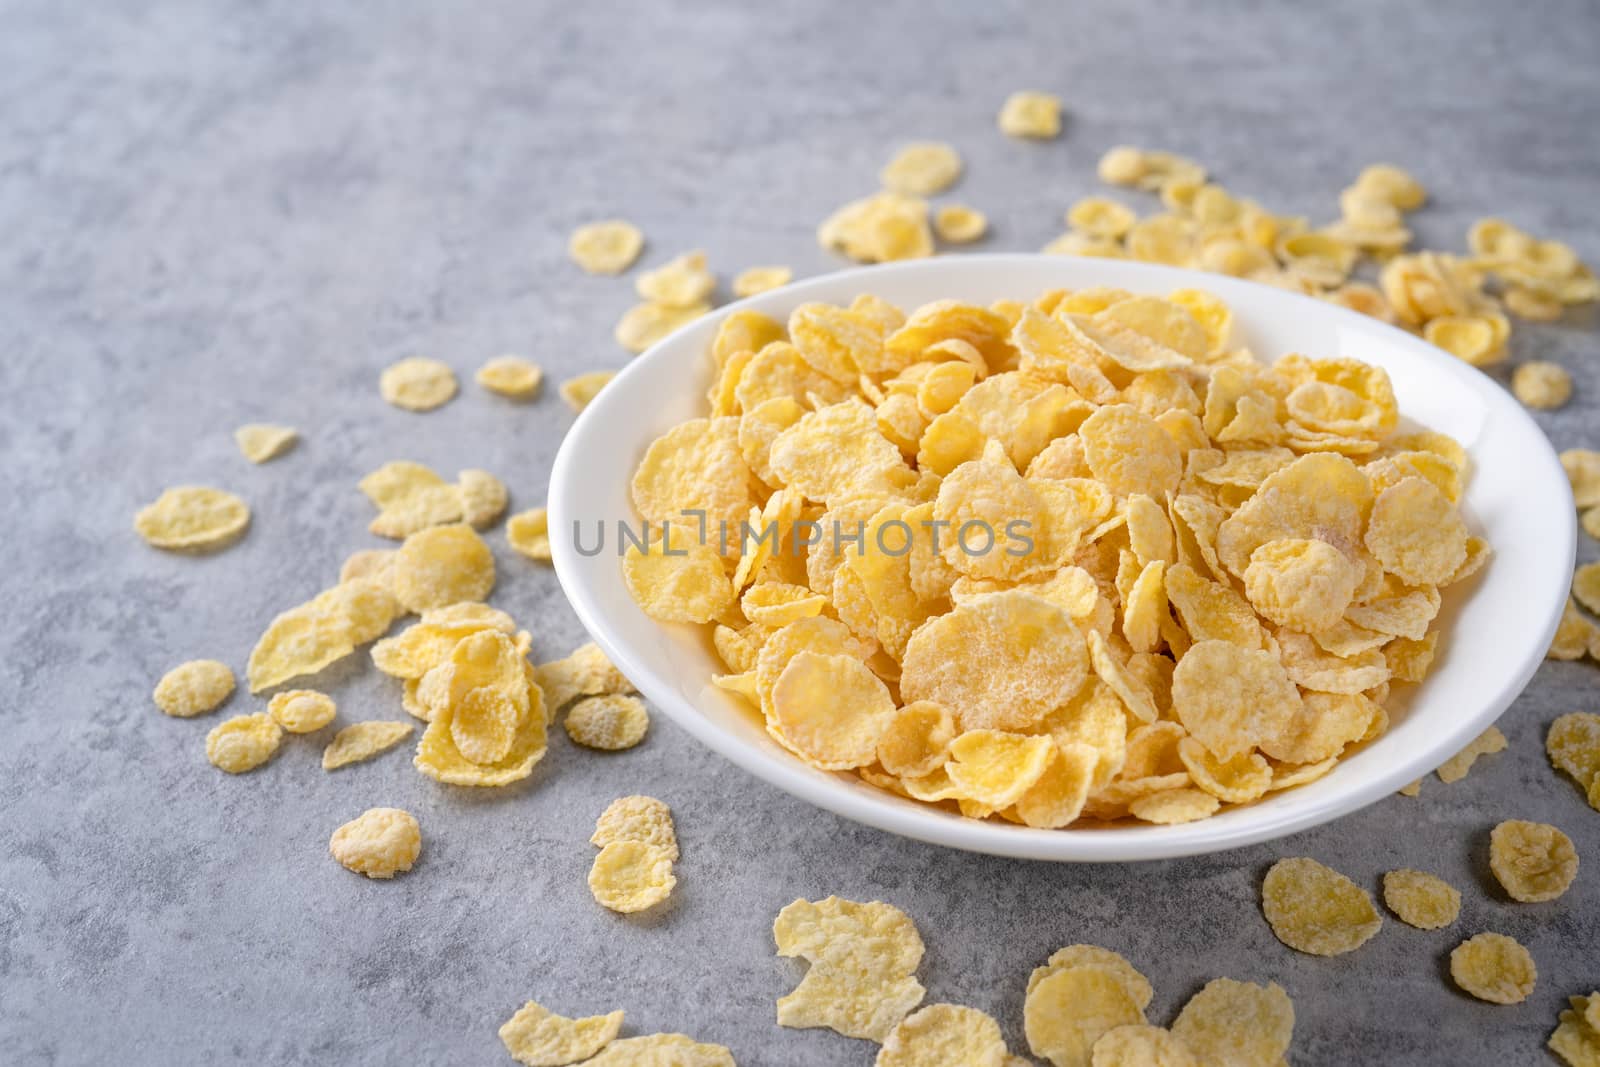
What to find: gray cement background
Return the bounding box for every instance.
[2,1,1598,1063]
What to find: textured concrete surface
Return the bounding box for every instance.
[2,1,1598,1064]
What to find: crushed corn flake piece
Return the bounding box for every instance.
[153,659,235,718]
[568,220,645,275]
[205,713,283,774]
[379,357,458,412]
[233,423,297,463]
[134,486,250,552]
[329,807,420,879]
[1489,819,1578,902]
[1450,932,1536,1004]
[1382,869,1461,929]
[774,896,926,1042]
[1435,725,1506,783]
[498,1000,624,1067]
[322,720,414,770]
[1261,856,1381,956]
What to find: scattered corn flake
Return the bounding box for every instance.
[322,720,414,770]
[233,423,297,463]
[934,204,988,245]
[587,840,676,913]
[616,301,711,354]
[538,642,636,714]
[246,577,402,692]
[498,999,624,1067]
[328,807,420,879]
[1562,450,1600,508]
[475,355,544,399]
[1550,598,1597,661]
[564,694,649,751]
[877,1004,1007,1067]
[584,1034,733,1066]
[413,635,547,787]
[1549,992,1600,1067]
[1450,932,1537,1004]
[591,795,679,860]
[636,251,715,309]
[819,192,935,263]
[458,468,509,528]
[153,659,235,717]
[1548,712,1600,804]
[1435,726,1507,783]
[732,266,793,298]
[774,896,926,1042]
[880,142,963,196]
[1025,965,1146,1067]
[560,371,615,411]
[1382,869,1461,929]
[1583,507,1600,542]
[1261,856,1381,956]
[1089,1025,1198,1067]
[134,485,250,552]
[393,523,495,613]
[1170,978,1294,1067]
[1490,819,1578,902]
[999,90,1063,139]
[379,357,457,412]
[1575,563,1600,615]
[267,688,336,733]
[1512,361,1573,410]
[205,713,283,774]
[507,507,553,562]
[568,220,645,275]
[1026,947,1153,1011]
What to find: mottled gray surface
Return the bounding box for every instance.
[1,1,1598,1064]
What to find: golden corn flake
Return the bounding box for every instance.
[1576,562,1600,615]
[267,688,336,733]
[560,370,615,411]
[934,204,988,245]
[233,423,297,463]
[246,576,402,692]
[569,220,645,275]
[1026,946,1153,1011]
[205,713,283,774]
[413,632,547,787]
[1170,978,1294,1067]
[999,90,1063,139]
[1025,965,1145,1067]
[1435,725,1507,783]
[1261,856,1382,956]
[1548,712,1600,802]
[1564,449,1600,508]
[877,1004,1007,1067]
[564,694,649,751]
[476,355,544,400]
[818,192,934,264]
[1490,819,1578,902]
[1583,507,1600,542]
[772,652,896,770]
[1512,360,1573,410]
[498,999,624,1067]
[636,250,714,308]
[340,548,397,586]
[328,807,420,879]
[1382,868,1461,929]
[623,540,734,625]
[1089,1025,1198,1067]
[584,1034,733,1066]
[616,301,711,354]
[1451,932,1537,1004]
[733,265,793,298]
[153,659,235,717]
[393,523,495,613]
[587,840,676,913]
[591,795,679,860]
[507,507,553,562]
[1171,640,1301,762]
[322,720,414,770]
[774,896,926,1042]
[880,142,962,196]
[1127,787,1219,825]
[1550,597,1597,661]
[538,642,636,714]
[1550,994,1600,1067]
[134,486,250,552]
[1067,197,1137,240]
[379,356,457,412]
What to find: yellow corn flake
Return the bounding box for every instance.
[560,370,615,411]
[1450,933,1537,1004]
[632,416,752,529]
[322,720,414,770]
[875,701,956,779]
[1548,712,1600,804]
[1261,856,1382,956]
[367,483,464,540]
[499,999,624,1067]
[1505,285,1564,321]
[457,468,508,529]
[1177,737,1271,804]
[772,652,896,770]
[1435,725,1507,783]
[267,688,336,733]
[934,204,988,244]
[876,1004,1008,1067]
[1490,819,1578,902]
[568,219,645,275]
[507,507,553,562]
[636,251,714,308]
[340,548,397,586]
[1551,597,1598,660]
[246,577,402,692]
[1171,640,1301,761]
[233,423,297,463]
[732,265,793,298]
[998,90,1063,139]
[1550,994,1600,1067]
[370,603,517,680]
[1127,787,1219,825]
[1066,197,1137,240]
[1512,360,1573,410]
[1424,315,1506,367]
[379,356,457,411]
[134,486,250,552]
[538,641,636,714]
[1089,1025,1197,1067]
[1025,965,1145,1067]
[584,1034,733,1066]
[1170,978,1294,1067]
[564,694,649,751]
[413,632,546,787]
[328,807,420,879]
[1242,538,1360,632]
[622,539,734,625]
[475,356,543,400]
[1354,163,1426,211]
[819,192,934,264]
[587,840,676,913]
[153,659,235,718]
[591,795,678,860]
[880,142,962,196]
[1583,507,1600,542]
[774,896,926,1042]
[1026,946,1153,1011]
[1382,868,1461,930]
[615,300,711,354]
[1365,476,1467,586]
[360,460,447,507]
[392,524,495,613]
[1576,562,1600,615]
[205,713,283,773]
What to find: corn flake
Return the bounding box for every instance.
[877,1004,1007,1067]
[1026,946,1153,1011]
[1436,725,1506,783]
[1261,856,1381,956]
[268,688,336,733]
[1382,868,1461,930]
[1170,978,1294,1067]
[999,90,1063,139]
[591,795,679,860]
[134,486,250,551]
[322,720,414,770]
[393,524,495,613]
[585,1035,733,1066]
[774,896,926,1042]
[560,371,615,411]
[935,204,988,244]
[564,694,649,751]
[329,807,420,879]
[1490,819,1577,902]
[1548,712,1600,804]
[508,507,553,562]
[499,1000,624,1067]
[205,712,283,773]
[1512,361,1573,410]
[153,659,235,717]
[587,840,676,913]
[733,265,793,297]
[475,355,544,400]
[379,357,457,412]
[1451,933,1537,1004]
[1025,965,1146,1067]
[881,142,962,196]
[233,423,297,463]
[569,220,644,275]
[1089,1025,1197,1067]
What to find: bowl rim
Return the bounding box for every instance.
[548,253,1575,862]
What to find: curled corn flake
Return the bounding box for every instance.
[1067,197,1137,240]
[1550,597,1597,661]
[876,1004,1007,1067]
[732,265,793,298]
[414,685,546,787]
[507,507,553,562]
[560,371,615,411]
[379,357,457,412]
[498,999,624,1067]
[564,694,649,751]
[1027,946,1153,1011]
[267,688,336,733]
[153,659,235,718]
[587,840,676,913]
[1170,978,1294,1067]
[393,524,495,613]
[1548,712,1600,802]
[134,486,250,552]
[538,642,636,714]
[1382,869,1461,929]
[568,220,644,275]
[233,423,297,463]
[1436,725,1506,783]
[1562,450,1600,507]
[1261,856,1381,956]
[773,896,926,1042]
[1512,361,1573,410]
[1451,933,1537,1004]
[1025,965,1146,1067]
[880,142,962,196]
[246,577,402,692]
[322,720,414,770]
[206,713,283,774]
[1549,993,1600,1067]
[877,701,956,779]
[934,204,988,245]
[476,355,544,399]
[585,1034,733,1066]
[329,807,420,879]
[998,90,1063,139]
[591,795,678,860]
[1490,819,1578,902]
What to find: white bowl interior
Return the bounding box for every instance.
[549,254,1575,861]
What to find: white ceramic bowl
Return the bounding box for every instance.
[549,254,1574,862]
